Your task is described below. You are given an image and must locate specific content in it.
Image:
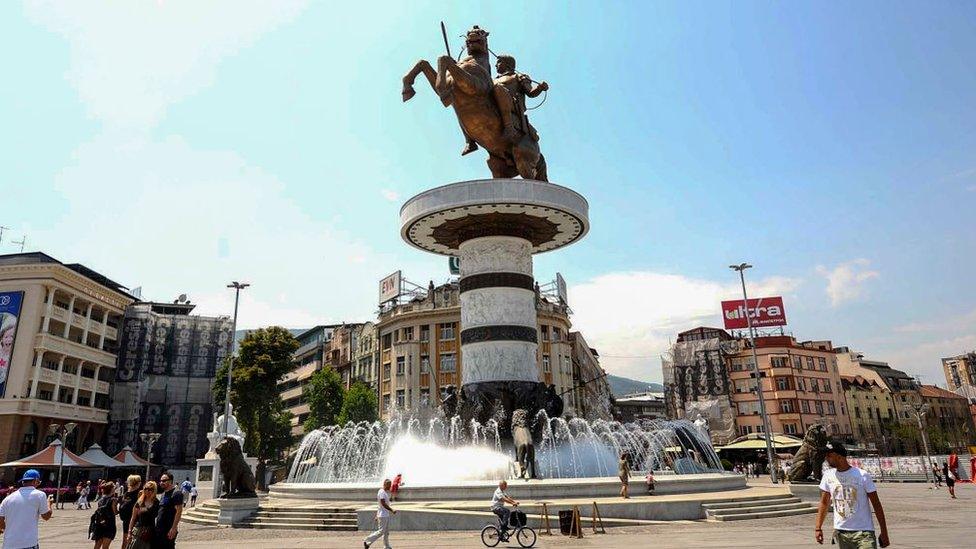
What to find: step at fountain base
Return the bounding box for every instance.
[703,494,817,521]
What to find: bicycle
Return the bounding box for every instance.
[480,508,536,548]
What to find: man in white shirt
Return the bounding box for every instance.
[490,480,519,538]
[0,469,54,549]
[363,478,396,549]
[815,442,890,549]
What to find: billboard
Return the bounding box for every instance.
[0,291,25,398]
[555,273,568,306]
[721,296,787,329]
[379,270,402,304]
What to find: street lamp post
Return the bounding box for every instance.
[730,263,778,484]
[903,402,934,485]
[48,422,77,509]
[223,282,249,436]
[139,432,161,481]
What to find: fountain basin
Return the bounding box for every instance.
[269,473,744,502]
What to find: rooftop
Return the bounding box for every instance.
[919,384,968,400]
[0,251,136,300]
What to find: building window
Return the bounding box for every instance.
[797,377,806,392]
[383,364,391,380]
[440,323,455,340]
[382,394,390,410]
[781,399,795,413]
[420,388,430,407]
[826,401,836,415]
[814,401,824,415]
[854,407,861,419]
[806,357,815,370]
[542,355,551,373]
[541,326,550,341]
[403,327,414,341]
[801,400,810,414]
[771,357,789,368]
[822,379,832,393]
[420,356,430,373]
[793,356,803,370]
[396,389,405,408]
[396,356,405,376]
[776,377,790,391]
[20,422,38,456]
[420,325,430,342]
[817,357,827,371]
[784,423,798,435]
[552,327,561,341]
[440,353,456,373]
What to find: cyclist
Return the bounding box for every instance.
[490,480,519,539]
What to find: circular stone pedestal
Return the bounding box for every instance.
[401,179,589,425]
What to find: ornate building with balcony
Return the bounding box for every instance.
[0,252,135,470]
[375,281,584,420]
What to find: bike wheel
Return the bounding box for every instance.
[481,525,501,547]
[516,526,537,548]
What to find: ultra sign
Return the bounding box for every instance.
[721,296,787,329]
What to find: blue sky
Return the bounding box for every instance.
[2,1,974,383]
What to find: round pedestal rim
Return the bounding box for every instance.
[400,179,589,256]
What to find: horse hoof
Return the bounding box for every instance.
[402,88,416,102]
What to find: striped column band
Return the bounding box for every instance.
[458,235,539,386]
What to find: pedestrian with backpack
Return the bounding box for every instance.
[89,481,118,549]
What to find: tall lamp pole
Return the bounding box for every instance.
[903,402,934,485]
[139,432,161,481]
[48,422,77,509]
[224,282,249,435]
[730,263,778,484]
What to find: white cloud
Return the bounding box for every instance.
[380,189,400,202]
[568,271,801,381]
[26,0,309,129]
[816,258,879,307]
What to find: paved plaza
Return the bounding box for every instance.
[21,482,972,548]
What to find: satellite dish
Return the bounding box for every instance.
[178,294,188,303]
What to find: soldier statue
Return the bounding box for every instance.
[403,25,549,181]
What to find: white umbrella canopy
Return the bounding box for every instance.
[113,446,155,467]
[0,440,96,468]
[78,444,127,468]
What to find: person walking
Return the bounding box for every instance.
[179,479,192,508]
[188,486,197,508]
[127,481,159,549]
[0,469,54,549]
[815,441,890,548]
[77,481,91,510]
[942,461,956,499]
[119,475,142,549]
[89,482,118,549]
[618,452,631,498]
[363,478,396,549]
[155,473,184,549]
[932,463,942,488]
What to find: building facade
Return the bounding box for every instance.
[726,336,853,439]
[919,384,976,450]
[278,325,339,436]
[943,352,976,393]
[375,282,587,420]
[614,392,666,423]
[0,253,134,470]
[568,332,612,420]
[105,300,233,467]
[840,375,895,451]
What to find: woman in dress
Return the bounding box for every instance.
[118,475,142,548]
[618,452,631,499]
[127,481,159,549]
[90,482,118,549]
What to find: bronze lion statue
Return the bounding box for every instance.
[787,424,829,482]
[215,436,257,498]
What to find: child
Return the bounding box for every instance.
[390,473,403,502]
[190,485,198,507]
[645,472,655,495]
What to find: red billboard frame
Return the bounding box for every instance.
[721,296,787,329]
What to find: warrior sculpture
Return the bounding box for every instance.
[511,409,538,479]
[403,25,549,181]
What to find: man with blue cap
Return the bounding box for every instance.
[0,469,54,549]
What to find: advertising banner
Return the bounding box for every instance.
[379,270,402,304]
[721,296,787,329]
[0,290,25,398]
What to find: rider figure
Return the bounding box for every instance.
[459,53,549,154]
[490,480,519,538]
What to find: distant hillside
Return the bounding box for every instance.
[607,374,664,397]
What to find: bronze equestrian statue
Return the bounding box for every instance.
[402,25,549,181]
[215,437,257,498]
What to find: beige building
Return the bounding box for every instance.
[278,325,340,436]
[375,281,584,420]
[943,352,976,393]
[727,336,853,439]
[919,384,976,450]
[0,252,134,467]
[840,375,895,450]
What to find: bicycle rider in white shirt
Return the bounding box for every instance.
[490,480,520,537]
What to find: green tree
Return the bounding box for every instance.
[213,326,299,463]
[338,381,379,425]
[303,367,346,431]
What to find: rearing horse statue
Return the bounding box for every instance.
[402,25,548,181]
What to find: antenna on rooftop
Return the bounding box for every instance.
[11,235,26,252]
[0,226,9,245]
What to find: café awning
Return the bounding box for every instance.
[78,444,127,468]
[113,446,155,467]
[716,434,804,451]
[0,440,96,469]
